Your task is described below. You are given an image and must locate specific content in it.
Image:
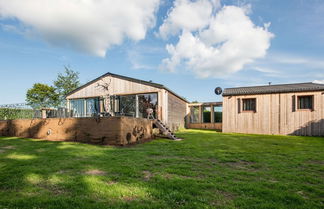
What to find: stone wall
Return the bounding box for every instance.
[0,117,153,145]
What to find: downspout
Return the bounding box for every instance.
[278,93,281,134]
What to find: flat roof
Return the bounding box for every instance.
[188,102,222,106]
[223,82,324,96]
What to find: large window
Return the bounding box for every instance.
[190,106,199,123]
[70,99,85,117]
[138,93,158,118]
[202,106,211,123]
[113,93,158,118]
[86,98,100,117]
[119,95,136,117]
[298,96,313,110]
[242,98,256,112]
[70,98,100,117]
[213,105,222,123]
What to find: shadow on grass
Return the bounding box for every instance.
[0,136,230,209]
[0,130,324,209]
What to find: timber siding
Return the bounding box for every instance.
[223,91,324,136]
[66,73,188,131]
[167,92,187,130]
[66,75,163,100]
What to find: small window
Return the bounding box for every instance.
[242,98,256,112]
[298,96,313,110]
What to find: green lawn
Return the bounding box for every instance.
[0,130,323,209]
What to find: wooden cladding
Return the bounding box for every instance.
[223,91,324,136]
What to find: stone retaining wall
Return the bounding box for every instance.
[0,117,153,145]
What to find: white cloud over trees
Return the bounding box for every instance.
[0,0,274,78]
[159,0,274,78]
[0,0,160,57]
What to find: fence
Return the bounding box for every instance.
[0,103,73,120]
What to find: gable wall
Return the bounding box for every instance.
[167,92,188,131]
[66,75,169,123]
[66,75,162,99]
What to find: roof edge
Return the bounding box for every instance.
[66,72,188,103]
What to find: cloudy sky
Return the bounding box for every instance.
[0,0,323,104]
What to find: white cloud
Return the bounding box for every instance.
[0,0,160,57]
[271,54,324,69]
[159,1,274,78]
[158,0,219,39]
[313,80,324,84]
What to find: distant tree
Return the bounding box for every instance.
[26,83,59,109]
[54,66,80,105]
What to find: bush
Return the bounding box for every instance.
[0,108,34,120]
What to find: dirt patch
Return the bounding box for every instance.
[56,170,70,174]
[143,171,153,181]
[297,190,308,199]
[84,169,107,176]
[161,173,173,179]
[268,179,279,183]
[223,160,258,171]
[0,149,5,153]
[2,146,15,150]
[160,173,198,180]
[210,190,236,207]
[35,148,46,153]
[122,196,137,202]
[38,183,66,195]
[106,180,117,185]
[306,160,324,165]
[219,190,235,200]
[48,185,66,195]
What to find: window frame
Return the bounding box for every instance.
[242,98,257,113]
[297,95,314,111]
[113,92,159,118]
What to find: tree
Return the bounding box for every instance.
[26,83,59,109]
[54,66,80,105]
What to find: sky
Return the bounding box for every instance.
[0,0,323,104]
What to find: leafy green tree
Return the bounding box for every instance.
[26,83,59,109]
[54,67,80,105]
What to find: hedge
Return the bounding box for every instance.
[0,108,35,120]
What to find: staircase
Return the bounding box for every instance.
[153,119,181,141]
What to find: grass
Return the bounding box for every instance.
[0,129,323,209]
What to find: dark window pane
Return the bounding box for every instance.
[298,96,313,109]
[203,106,211,123]
[242,99,256,111]
[213,105,222,123]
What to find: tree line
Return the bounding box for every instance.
[26,67,80,109]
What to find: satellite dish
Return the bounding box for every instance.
[214,87,223,95]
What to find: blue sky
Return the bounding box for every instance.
[0,0,323,104]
